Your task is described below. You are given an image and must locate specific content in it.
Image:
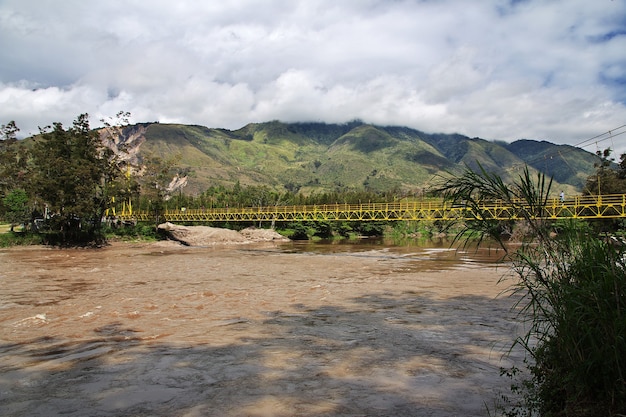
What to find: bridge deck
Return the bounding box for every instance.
[112,194,626,222]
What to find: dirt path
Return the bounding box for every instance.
[0,241,524,416]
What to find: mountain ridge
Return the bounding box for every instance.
[106,121,600,196]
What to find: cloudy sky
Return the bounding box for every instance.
[1,0,625,153]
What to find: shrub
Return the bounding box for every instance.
[436,165,626,416]
[0,232,44,247]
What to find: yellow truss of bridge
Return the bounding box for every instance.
[113,194,626,223]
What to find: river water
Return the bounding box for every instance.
[0,239,525,416]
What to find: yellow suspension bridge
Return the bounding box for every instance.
[113,194,626,223]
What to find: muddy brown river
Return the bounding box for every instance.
[0,240,525,416]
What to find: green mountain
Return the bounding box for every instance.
[504,140,597,191]
[109,121,600,196]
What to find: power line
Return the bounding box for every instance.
[571,124,626,150]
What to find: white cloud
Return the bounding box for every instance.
[0,0,625,154]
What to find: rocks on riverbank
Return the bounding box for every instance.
[157,222,290,246]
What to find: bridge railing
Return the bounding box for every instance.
[113,194,626,222]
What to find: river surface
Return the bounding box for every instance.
[0,239,525,416]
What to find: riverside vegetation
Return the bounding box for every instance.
[438,165,626,417]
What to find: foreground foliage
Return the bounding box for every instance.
[437,165,626,416]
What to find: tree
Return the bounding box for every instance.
[0,121,30,221]
[0,121,17,199]
[583,148,626,195]
[137,153,185,226]
[618,152,626,180]
[1,120,19,142]
[30,114,125,245]
[2,188,29,231]
[583,148,626,231]
[0,121,25,192]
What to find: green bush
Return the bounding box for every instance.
[312,221,333,238]
[105,223,162,241]
[0,232,44,247]
[336,222,353,238]
[355,221,386,236]
[288,222,315,240]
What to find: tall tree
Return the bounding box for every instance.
[30,114,124,244]
[0,121,25,191]
[1,120,19,141]
[137,153,185,225]
[0,121,30,221]
[2,188,29,231]
[584,148,626,195]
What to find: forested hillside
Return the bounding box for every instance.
[110,121,600,195]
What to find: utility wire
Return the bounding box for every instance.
[570,124,626,149]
